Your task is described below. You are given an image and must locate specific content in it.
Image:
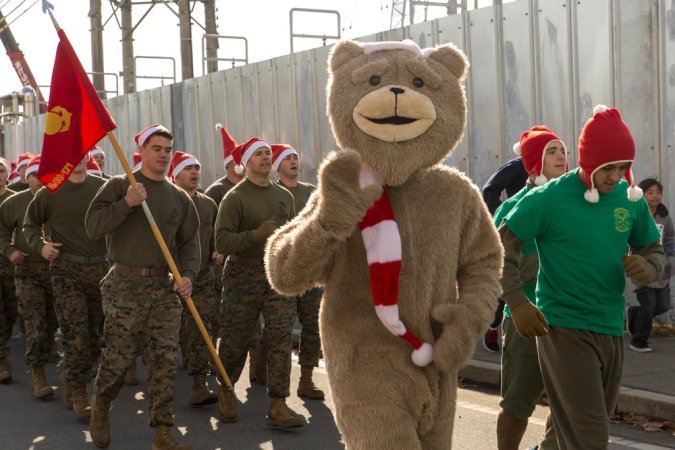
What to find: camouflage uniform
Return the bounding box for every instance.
[215,178,296,397]
[277,181,323,367]
[86,171,200,427]
[0,189,17,364]
[204,176,238,336]
[179,192,218,376]
[23,175,108,386]
[0,190,57,369]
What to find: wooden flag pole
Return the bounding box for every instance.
[106,131,234,390]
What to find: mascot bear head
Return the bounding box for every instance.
[326,39,468,186]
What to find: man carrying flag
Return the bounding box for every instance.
[86,124,199,449]
[23,154,107,419]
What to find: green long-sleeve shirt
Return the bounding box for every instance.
[23,176,107,257]
[85,172,201,280]
[7,181,28,192]
[278,180,316,213]
[0,190,45,262]
[215,178,295,258]
[191,192,217,271]
[204,176,238,207]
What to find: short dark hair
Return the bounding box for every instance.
[639,177,668,217]
[143,129,174,145]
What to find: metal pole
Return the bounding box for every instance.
[178,0,193,80]
[89,0,106,98]
[203,0,218,73]
[121,0,135,94]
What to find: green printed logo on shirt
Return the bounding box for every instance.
[613,207,629,233]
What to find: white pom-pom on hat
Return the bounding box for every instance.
[584,188,600,203]
[412,343,434,367]
[234,164,245,175]
[593,104,609,114]
[512,142,522,155]
[215,123,223,131]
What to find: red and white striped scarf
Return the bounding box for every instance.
[358,169,433,367]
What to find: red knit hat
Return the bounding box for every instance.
[25,155,42,177]
[169,151,200,181]
[578,105,640,203]
[231,138,270,175]
[215,123,238,168]
[87,157,102,176]
[134,124,170,148]
[513,126,566,186]
[271,144,298,172]
[132,153,142,171]
[16,152,34,170]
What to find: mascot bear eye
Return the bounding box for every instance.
[369,75,381,86]
[412,77,424,88]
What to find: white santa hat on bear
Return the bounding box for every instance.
[578,105,642,203]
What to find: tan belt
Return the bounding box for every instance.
[228,254,263,266]
[113,263,168,277]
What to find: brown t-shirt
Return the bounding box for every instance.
[0,190,45,262]
[215,178,295,259]
[24,176,108,257]
[191,192,218,271]
[204,176,238,207]
[85,172,200,280]
[278,180,316,213]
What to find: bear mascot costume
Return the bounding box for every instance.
[265,39,504,449]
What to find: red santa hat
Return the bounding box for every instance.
[271,144,298,172]
[513,126,566,186]
[358,168,433,367]
[24,155,42,177]
[87,157,102,176]
[169,151,200,181]
[89,145,105,158]
[231,138,270,175]
[215,123,238,168]
[132,153,142,171]
[16,152,34,170]
[578,105,640,203]
[134,124,171,148]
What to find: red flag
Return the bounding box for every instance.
[38,29,117,192]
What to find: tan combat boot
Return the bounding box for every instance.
[297,365,325,400]
[59,371,73,408]
[266,397,303,428]
[90,394,111,448]
[72,385,91,418]
[217,386,237,423]
[124,360,138,385]
[32,365,55,398]
[189,374,216,406]
[0,358,12,383]
[152,424,192,450]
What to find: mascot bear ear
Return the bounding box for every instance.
[330,40,364,71]
[428,43,468,81]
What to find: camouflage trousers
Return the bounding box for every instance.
[14,264,57,368]
[0,257,18,360]
[211,261,224,344]
[96,267,181,427]
[179,267,218,375]
[219,262,296,397]
[259,287,323,366]
[50,258,107,385]
[295,287,323,366]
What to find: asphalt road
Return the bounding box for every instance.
[1,334,673,449]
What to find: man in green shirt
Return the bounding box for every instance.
[500,106,665,449]
[214,137,301,428]
[85,124,199,450]
[0,156,57,398]
[271,144,324,400]
[0,157,16,383]
[170,151,221,407]
[494,126,567,450]
[23,155,108,419]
